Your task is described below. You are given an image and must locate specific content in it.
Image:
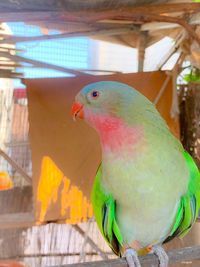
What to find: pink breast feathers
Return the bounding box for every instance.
[83,107,145,156]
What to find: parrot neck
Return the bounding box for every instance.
[84,109,145,156]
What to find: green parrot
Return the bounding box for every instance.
[72,81,200,267]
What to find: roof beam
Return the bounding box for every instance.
[0,2,199,13]
[119,3,200,14]
[80,11,200,46]
[0,26,139,44]
[142,13,200,31]
[0,3,199,23]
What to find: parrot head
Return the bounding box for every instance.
[72,81,146,123]
[72,81,169,155]
[72,81,155,154]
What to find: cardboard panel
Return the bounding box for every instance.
[26,71,179,223]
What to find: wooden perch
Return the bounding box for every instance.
[54,246,200,267]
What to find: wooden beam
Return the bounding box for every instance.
[0,26,139,44]
[118,3,200,14]
[81,11,200,46]
[141,21,180,31]
[141,12,200,31]
[0,3,199,25]
[137,32,147,72]
[0,2,200,14]
[0,11,84,23]
[73,3,200,16]
[0,51,90,76]
[0,3,199,23]
[53,245,200,267]
[157,30,186,70]
[0,148,32,184]
[0,7,198,47]
[0,63,24,68]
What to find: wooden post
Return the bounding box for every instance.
[179,82,200,168]
[137,32,147,72]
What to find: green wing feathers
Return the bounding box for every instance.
[91,165,123,256]
[165,151,200,243]
[92,152,200,250]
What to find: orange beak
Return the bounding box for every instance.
[72,102,84,120]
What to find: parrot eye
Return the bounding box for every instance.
[91,90,99,98]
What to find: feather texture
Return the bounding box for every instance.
[74,81,200,256]
[91,165,123,256]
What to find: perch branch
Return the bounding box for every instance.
[55,245,200,267]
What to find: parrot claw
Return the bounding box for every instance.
[123,248,141,267]
[149,244,169,267]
